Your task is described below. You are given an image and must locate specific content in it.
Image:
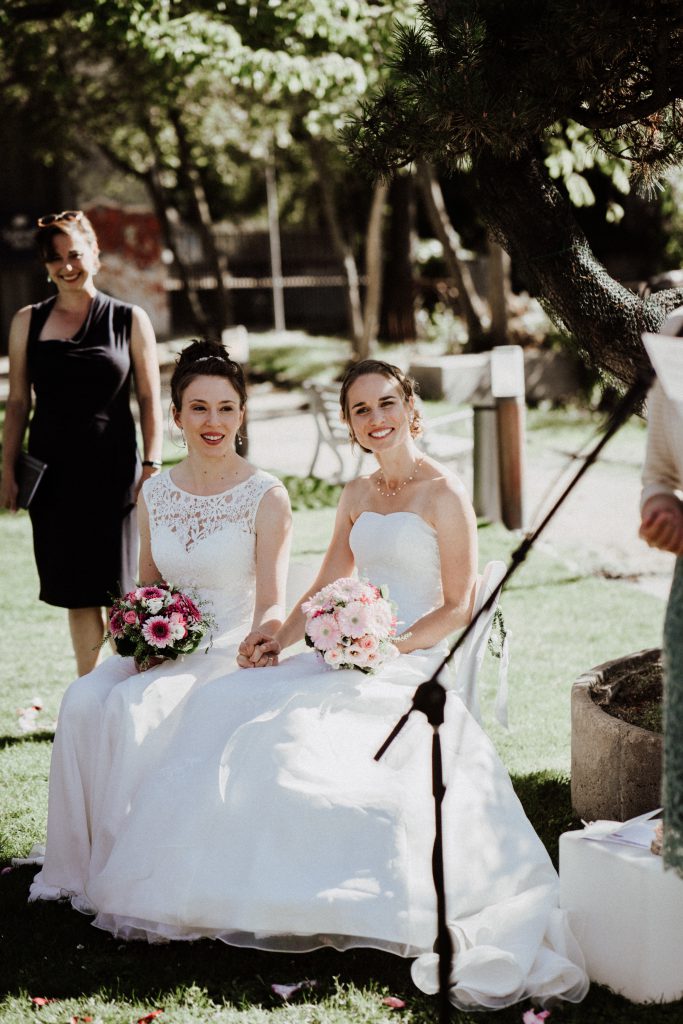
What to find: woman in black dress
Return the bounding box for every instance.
[1,211,163,675]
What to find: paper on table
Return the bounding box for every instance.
[582,807,663,849]
[643,332,683,403]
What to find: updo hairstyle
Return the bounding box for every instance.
[35,212,101,271]
[339,359,423,453]
[171,339,247,411]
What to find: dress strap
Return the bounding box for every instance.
[27,296,58,345]
[242,471,286,533]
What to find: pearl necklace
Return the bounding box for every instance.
[375,456,424,498]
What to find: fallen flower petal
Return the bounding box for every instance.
[30,996,56,1005]
[136,1012,163,1023]
[17,708,40,733]
[1,867,13,876]
[271,980,318,1002]
[271,984,303,1001]
[522,1011,550,1024]
[383,996,406,1009]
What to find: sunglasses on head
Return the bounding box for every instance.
[36,210,84,228]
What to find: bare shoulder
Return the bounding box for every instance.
[10,306,32,335]
[342,472,375,519]
[131,304,153,326]
[423,459,472,516]
[428,460,471,499]
[130,305,157,343]
[8,307,32,363]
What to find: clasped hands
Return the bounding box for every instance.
[639,494,683,555]
[238,630,281,669]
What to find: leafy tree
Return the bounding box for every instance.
[2,0,415,350]
[346,0,683,385]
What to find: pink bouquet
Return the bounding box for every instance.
[301,577,400,674]
[105,583,215,669]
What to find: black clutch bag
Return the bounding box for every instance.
[16,452,48,509]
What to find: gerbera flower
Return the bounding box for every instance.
[307,612,343,651]
[142,616,174,649]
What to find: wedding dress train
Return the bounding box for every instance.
[67,509,587,1011]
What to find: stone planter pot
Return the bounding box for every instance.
[571,648,663,822]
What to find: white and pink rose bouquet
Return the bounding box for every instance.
[105,583,215,669]
[302,577,400,674]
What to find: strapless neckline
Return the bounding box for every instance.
[352,509,437,535]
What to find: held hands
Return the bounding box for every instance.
[639,495,683,555]
[237,630,281,669]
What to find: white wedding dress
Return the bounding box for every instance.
[38,502,588,1012]
[29,468,283,906]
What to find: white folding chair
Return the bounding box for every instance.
[449,560,510,728]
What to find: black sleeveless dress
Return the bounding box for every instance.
[27,291,140,608]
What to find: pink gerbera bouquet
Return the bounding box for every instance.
[301,577,400,674]
[105,583,215,669]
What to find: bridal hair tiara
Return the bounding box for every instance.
[191,354,237,365]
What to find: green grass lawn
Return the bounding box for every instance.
[1,499,678,1024]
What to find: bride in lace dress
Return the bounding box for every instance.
[78,360,588,1012]
[28,340,291,907]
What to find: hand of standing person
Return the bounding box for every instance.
[640,493,683,555]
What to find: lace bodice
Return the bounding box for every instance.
[350,511,444,634]
[142,469,282,641]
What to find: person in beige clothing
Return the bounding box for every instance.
[640,304,683,878]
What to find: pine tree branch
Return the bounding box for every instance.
[575,83,683,130]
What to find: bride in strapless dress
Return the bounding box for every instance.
[79,359,588,1012]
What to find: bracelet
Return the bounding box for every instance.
[142,459,162,468]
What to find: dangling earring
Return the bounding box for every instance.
[180,428,186,447]
[236,432,244,448]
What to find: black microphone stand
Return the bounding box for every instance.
[374,371,652,1022]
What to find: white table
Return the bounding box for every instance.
[560,827,683,1003]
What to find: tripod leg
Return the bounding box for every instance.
[432,728,453,1023]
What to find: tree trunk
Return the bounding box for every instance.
[360,180,389,360]
[382,173,417,342]
[170,109,232,342]
[143,165,213,340]
[96,139,212,338]
[475,147,683,386]
[415,160,487,346]
[488,238,511,348]
[265,156,286,333]
[309,140,365,353]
